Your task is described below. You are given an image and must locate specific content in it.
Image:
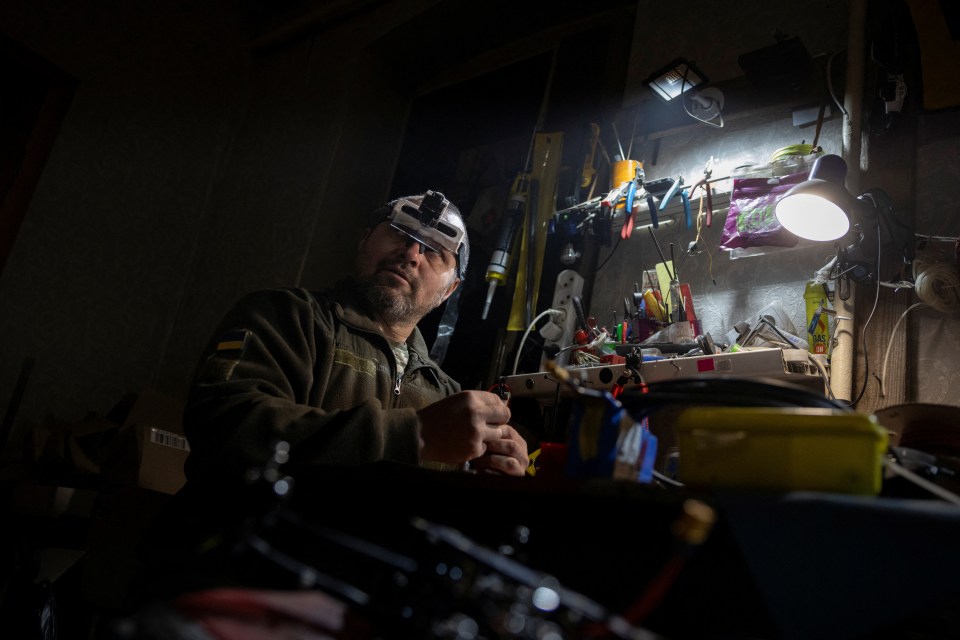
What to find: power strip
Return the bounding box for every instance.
[540,269,584,369]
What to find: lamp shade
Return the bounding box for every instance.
[775,154,854,241]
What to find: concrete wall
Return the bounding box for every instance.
[0,1,409,457]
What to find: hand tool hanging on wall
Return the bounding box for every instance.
[509,132,563,331]
[658,176,682,214]
[524,177,540,327]
[481,49,559,323]
[577,123,602,202]
[620,179,639,239]
[680,188,692,229]
[643,177,678,229]
[507,49,563,332]
[610,159,643,240]
[482,175,529,320]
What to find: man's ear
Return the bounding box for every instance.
[440,277,461,303]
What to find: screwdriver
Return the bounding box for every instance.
[482,177,528,320]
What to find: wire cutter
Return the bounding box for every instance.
[656,176,692,229]
[620,179,639,239]
[680,187,692,229]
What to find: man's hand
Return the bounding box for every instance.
[467,424,529,476]
[418,390,526,474]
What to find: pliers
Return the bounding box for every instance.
[620,179,638,239]
[658,176,692,228]
[658,177,681,213]
[645,193,659,229]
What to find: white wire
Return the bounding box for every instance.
[882,456,960,506]
[914,261,960,314]
[570,330,611,367]
[806,353,835,400]
[915,233,960,243]
[813,255,837,285]
[877,248,959,396]
[678,62,723,128]
[583,329,610,351]
[826,49,848,117]
[682,93,724,129]
[512,309,563,376]
[879,280,915,289]
[879,302,925,398]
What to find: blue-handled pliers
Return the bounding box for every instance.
[680,188,692,229]
[620,179,639,239]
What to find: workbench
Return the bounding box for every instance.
[125,462,960,640]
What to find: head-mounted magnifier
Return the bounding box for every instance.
[387,190,465,258]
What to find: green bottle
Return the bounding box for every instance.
[804,281,832,356]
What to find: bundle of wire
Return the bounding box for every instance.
[879,245,960,396]
[912,246,960,314]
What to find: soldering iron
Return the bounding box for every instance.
[482,175,528,320]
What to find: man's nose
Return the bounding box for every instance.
[400,237,426,260]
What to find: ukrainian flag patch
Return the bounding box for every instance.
[200,329,249,381]
[215,329,248,353]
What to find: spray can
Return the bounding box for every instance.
[804,281,832,356]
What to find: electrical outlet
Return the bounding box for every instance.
[541,269,584,369]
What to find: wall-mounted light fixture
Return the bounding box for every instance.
[645,58,723,128]
[644,58,707,101]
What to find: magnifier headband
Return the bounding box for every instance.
[387,191,464,255]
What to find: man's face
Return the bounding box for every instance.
[355,221,461,326]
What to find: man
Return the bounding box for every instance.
[181,190,529,490]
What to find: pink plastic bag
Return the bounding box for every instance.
[720,171,809,250]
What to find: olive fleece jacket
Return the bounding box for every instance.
[182,280,461,487]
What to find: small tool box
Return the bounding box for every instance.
[676,407,888,495]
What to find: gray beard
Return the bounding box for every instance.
[358,274,444,325]
[360,280,420,325]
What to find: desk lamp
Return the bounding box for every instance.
[775,153,914,285]
[775,154,852,241]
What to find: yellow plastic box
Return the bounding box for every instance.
[675,407,889,495]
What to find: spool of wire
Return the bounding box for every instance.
[770,143,819,161]
[912,248,960,314]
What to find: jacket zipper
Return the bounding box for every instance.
[336,311,441,402]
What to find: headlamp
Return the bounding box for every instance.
[388,190,465,256]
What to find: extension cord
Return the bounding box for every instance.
[540,269,584,369]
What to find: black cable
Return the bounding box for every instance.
[595,233,623,271]
[846,215,884,409]
[617,376,852,414]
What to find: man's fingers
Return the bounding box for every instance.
[483,424,505,443]
[470,390,511,424]
[469,453,525,477]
